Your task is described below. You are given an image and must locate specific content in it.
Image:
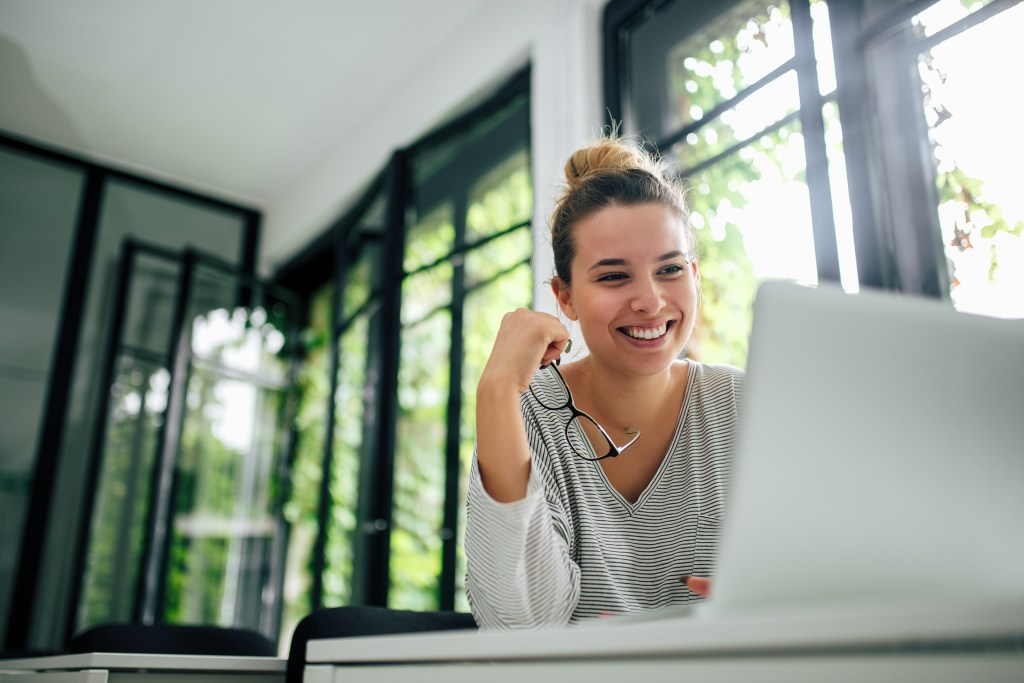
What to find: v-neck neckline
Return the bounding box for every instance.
[580,362,697,513]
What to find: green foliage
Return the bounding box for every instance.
[281,284,332,629]
[666,2,793,145]
[82,294,295,633]
[161,307,292,627]
[936,165,1019,281]
[323,311,369,605]
[77,363,162,628]
[390,309,449,610]
[404,205,455,273]
[919,19,1019,295]
[387,149,533,610]
[466,154,532,240]
[665,5,803,367]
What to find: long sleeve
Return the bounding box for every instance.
[464,454,581,629]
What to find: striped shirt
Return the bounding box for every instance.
[465,361,744,630]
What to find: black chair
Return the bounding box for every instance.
[286,607,477,683]
[69,622,277,657]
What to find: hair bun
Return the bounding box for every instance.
[563,137,662,191]
[549,135,693,285]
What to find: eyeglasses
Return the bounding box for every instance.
[529,358,641,461]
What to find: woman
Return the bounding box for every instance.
[464,136,743,629]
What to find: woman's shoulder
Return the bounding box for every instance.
[687,359,745,384]
[685,360,745,401]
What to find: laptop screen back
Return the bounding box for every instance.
[708,282,1024,616]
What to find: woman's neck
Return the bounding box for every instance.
[562,356,686,434]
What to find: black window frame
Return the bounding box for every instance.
[273,67,533,614]
[602,0,1011,299]
[1,131,260,651]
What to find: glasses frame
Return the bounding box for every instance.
[529,359,641,461]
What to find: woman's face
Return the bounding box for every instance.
[554,202,698,377]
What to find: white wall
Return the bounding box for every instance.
[261,0,608,316]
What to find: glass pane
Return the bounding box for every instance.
[0,148,82,389]
[662,0,795,134]
[74,249,295,635]
[466,149,532,241]
[58,180,249,630]
[465,228,531,287]
[342,248,374,318]
[457,263,532,611]
[914,0,1000,37]
[77,357,166,629]
[686,119,817,366]
[810,0,837,95]
[821,100,859,293]
[164,369,285,626]
[401,263,453,327]
[281,283,332,633]
[190,306,290,385]
[0,146,83,636]
[404,204,454,273]
[917,3,1024,317]
[670,69,799,172]
[163,266,296,629]
[122,253,180,356]
[0,483,29,639]
[323,309,369,605]
[390,311,451,610]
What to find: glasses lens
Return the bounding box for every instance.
[570,413,618,461]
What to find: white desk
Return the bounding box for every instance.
[0,652,285,683]
[304,601,1024,682]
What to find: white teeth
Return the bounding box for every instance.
[624,323,667,340]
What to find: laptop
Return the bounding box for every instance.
[589,279,1024,626]
[704,280,1024,618]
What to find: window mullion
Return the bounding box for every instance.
[440,193,468,611]
[791,0,840,282]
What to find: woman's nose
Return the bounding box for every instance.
[630,277,665,313]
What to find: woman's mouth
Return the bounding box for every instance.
[619,321,672,340]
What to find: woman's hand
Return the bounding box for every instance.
[478,308,570,396]
[681,576,712,598]
[475,308,570,503]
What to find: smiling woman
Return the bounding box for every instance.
[554,202,699,379]
[465,136,744,629]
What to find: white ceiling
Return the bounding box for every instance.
[0,0,491,213]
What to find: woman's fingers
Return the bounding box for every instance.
[484,309,570,392]
[539,337,572,368]
[680,576,712,597]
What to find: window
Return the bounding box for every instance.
[75,245,298,638]
[605,0,1023,368]
[277,69,532,630]
[607,0,846,366]
[394,127,532,612]
[893,0,1024,317]
[0,133,259,650]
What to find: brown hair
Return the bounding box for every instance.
[550,137,694,285]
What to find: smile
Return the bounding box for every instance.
[620,321,671,340]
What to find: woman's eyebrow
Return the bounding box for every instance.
[588,258,626,271]
[587,251,686,271]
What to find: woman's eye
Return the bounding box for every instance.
[596,272,628,282]
[659,264,685,276]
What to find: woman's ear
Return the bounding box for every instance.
[691,259,703,303]
[550,277,578,321]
